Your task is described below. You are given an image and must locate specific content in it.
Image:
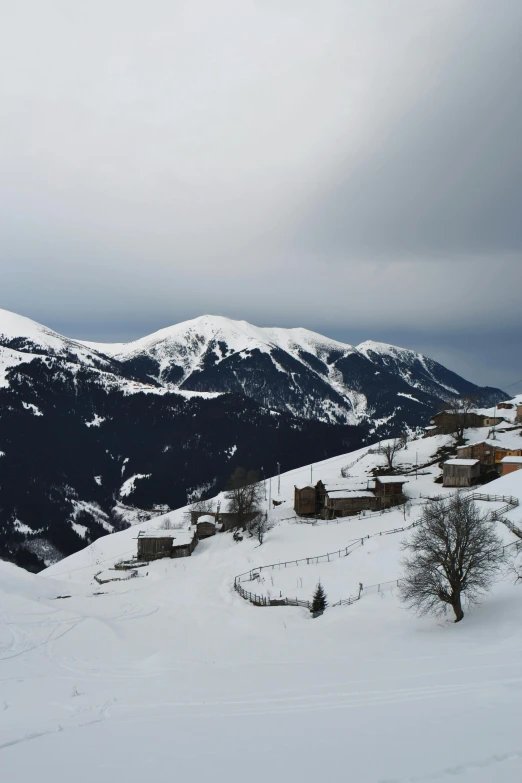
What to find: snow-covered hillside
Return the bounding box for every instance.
[0,306,507,571]
[3,435,522,782]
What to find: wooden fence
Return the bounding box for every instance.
[233,492,521,612]
[234,579,311,610]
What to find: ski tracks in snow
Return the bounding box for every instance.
[379,749,522,782]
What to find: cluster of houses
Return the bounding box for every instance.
[436,400,522,488]
[294,477,408,519]
[136,513,218,562]
[134,399,522,560]
[135,507,263,562]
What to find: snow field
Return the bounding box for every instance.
[3,434,522,782]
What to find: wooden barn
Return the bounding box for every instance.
[196,514,216,539]
[137,529,198,560]
[372,476,408,509]
[443,459,481,487]
[324,491,377,519]
[294,481,327,517]
[430,411,504,434]
[457,440,522,470]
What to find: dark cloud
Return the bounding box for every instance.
[296,1,522,259]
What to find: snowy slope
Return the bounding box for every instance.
[3,443,522,782]
[357,338,502,401]
[0,307,118,373]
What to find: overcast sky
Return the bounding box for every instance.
[1,1,521,388]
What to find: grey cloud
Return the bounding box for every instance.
[0,0,521,382]
[295,0,522,259]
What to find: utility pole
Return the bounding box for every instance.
[261,466,267,500]
[310,464,313,484]
[491,403,498,440]
[415,451,418,480]
[277,462,281,495]
[268,477,272,510]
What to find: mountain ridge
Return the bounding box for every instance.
[76,313,503,424]
[0,307,505,571]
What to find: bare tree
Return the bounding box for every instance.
[382,438,403,471]
[160,516,183,531]
[440,396,478,443]
[184,497,214,525]
[247,512,275,545]
[225,467,264,530]
[400,494,506,622]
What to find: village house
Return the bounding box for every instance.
[294,477,407,519]
[324,491,378,519]
[443,459,481,487]
[500,456,522,476]
[456,440,522,471]
[516,404,522,423]
[498,402,514,410]
[372,476,408,509]
[137,529,198,561]
[430,410,505,434]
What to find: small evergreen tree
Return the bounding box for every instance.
[311,581,328,614]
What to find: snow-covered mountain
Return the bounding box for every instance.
[0,308,504,570]
[82,314,502,426]
[0,307,121,382]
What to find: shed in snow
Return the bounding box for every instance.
[501,456,522,476]
[137,529,198,560]
[324,491,377,518]
[294,481,327,517]
[443,459,480,487]
[196,514,216,539]
[373,476,408,508]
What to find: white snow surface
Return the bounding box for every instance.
[83,314,355,364]
[2,434,522,780]
[0,306,113,368]
[119,473,151,499]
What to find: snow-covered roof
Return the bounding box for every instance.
[197,514,215,524]
[444,459,480,467]
[138,529,195,544]
[374,475,409,484]
[500,456,522,464]
[458,437,522,451]
[328,491,375,499]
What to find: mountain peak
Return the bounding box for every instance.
[356,340,418,358]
